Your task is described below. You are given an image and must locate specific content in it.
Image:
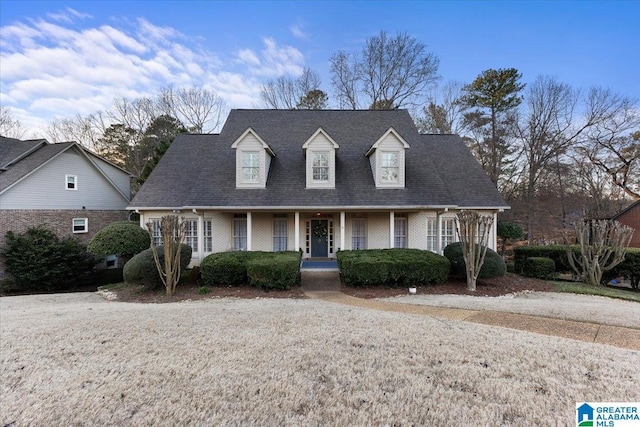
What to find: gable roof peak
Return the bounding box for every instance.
[302,127,339,150]
[230,127,275,156]
[366,127,410,157]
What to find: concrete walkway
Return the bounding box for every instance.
[301,272,640,351]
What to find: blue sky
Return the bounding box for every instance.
[1,0,639,136]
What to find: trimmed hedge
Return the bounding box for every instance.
[523,257,556,279]
[443,242,506,279]
[123,244,192,289]
[337,249,450,287]
[88,221,150,260]
[514,245,578,274]
[200,251,302,290]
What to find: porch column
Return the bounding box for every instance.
[340,211,345,251]
[389,211,395,248]
[436,211,442,254]
[138,212,145,229]
[247,211,252,251]
[491,212,498,251]
[197,211,204,263]
[294,212,300,251]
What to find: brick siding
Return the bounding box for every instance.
[0,209,129,279]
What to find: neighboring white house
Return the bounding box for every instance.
[129,109,509,265]
[0,137,132,277]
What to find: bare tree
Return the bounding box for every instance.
[455,211,495,291]
[565,219,634,286]
[157,86,225,132]
[416,81,466,134]
[146,215,187,297]
[47,112,109,150]
[0,106,26,139]
[259,67,323,109]
[329,30,440,110]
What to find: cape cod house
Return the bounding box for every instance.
[129,109,509,265]
[0,136,132,277]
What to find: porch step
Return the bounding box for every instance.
[300,259,338,271]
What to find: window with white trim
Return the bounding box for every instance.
[427,218,437,252]
[352,218,366,250]
[394,215,407,248]
[66,174,77,190]
[184,219,198,252]
[105,254,118,269]
[381,152,399,183]
[233,214,247,251]
[242,152,260,183]
[273,218,288,252]
[149,218,162,245]
[72,218,88,233]
[442,218,456,250]
[312,152,329,181]
[204,220,213,252]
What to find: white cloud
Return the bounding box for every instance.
[0,13,308,136]
[291,24,307,39]
[47,7,92,24]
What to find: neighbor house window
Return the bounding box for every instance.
[184,219,198,252]
[149,218,162,245]
[352,218,366,250]
[66,174,77,190]
[427,218,437,252]
[442,218,456,250]
[394,215,407,248]
[105,254,118,269]
[273,217,288,252]
[204,220,213,252]
[242,152,260,183]
[312,152,329,181]
[381,152,399,183]
[233,214,247,251]
[72,218,88,233]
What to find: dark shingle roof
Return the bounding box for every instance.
[130,109,508,210]
[0,137,73,193]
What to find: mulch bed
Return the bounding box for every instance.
[105,273,553,303]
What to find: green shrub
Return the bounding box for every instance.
[88,221,150,261]
[513,245,578,274]
[2,226,97,292]
[123,244,192,289]
[443,242,506,279]
[200,251,253,286]
[337,249,450,287]
[246,252,301,290]
[198,286,210,295]
[606,248,640,289]
[200,251,302,290]
[523,257,556,279]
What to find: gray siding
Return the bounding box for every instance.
[90,155,131,198]
[0,150,128,210]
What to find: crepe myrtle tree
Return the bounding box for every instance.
[455,211,495,291]
[146,215,187,297]
[565,219,634,287]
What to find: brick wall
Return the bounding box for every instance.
[0,209,129,279]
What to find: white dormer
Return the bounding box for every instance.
[366,127,410,188]
[302,127,339,189]
[231,128,275,188]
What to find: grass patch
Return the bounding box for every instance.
[550,281,640,303]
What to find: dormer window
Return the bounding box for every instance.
[366,127,410,188]
[242,152,260,183]
[312,152,330,181]
[303,127,339,189]
[381,152,399,183]
[232,128,275,188]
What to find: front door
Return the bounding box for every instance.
[310,219,329,258]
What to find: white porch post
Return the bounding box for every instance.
[247,211,252,251]
[436,211,442,254]
[138,212,145,229]
[294,212,300,251]
[340,211,345,251]
[197,211,204,264]
[492,212,498,251]
[389,211,395,248]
